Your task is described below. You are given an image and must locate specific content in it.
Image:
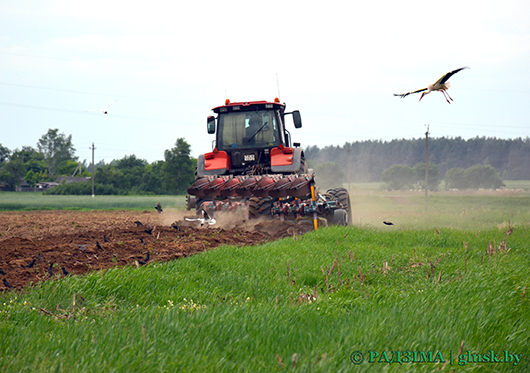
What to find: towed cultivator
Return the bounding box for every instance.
[186,98,351,228]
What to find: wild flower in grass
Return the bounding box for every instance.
[296,293,317,304]
[161,300,176,310]
[179,298,206,312]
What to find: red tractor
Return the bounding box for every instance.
[186,98,351,228]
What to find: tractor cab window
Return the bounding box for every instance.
[218,110,280,150]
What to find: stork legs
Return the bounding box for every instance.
[441,89,453,104]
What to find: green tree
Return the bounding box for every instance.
[381,164,414,190]
[162,138,195,195]
[464,165,505,189]
[0,144,11,166]
[57,160,83,177]
[412,163,440,190]
[116,154,148,170]
[10,146,37,163]
[444,165,505,190]
[141,161,164,195]
[37,129,77,179]
[0,159,26,191]
[444,167,466,189]
[313,161,345,190]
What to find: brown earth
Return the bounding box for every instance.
[0,210,316,291]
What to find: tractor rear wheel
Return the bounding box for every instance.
[326,188,352,225]
[248,197,273,219]
[333,209,348,226]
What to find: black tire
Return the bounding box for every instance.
[326,188,352,225]
[334,209,348,226]
[186,195,195,211]
[248,197,273,219]
[299,156,308,174]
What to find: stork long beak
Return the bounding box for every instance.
[419,93,425,102]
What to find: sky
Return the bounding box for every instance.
[1,0,530,165]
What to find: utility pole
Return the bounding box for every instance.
[90,143,96,197]
[425,125,429,212]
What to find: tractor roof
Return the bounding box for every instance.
[212,99,285,113]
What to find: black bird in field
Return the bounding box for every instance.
[134,220,144,227]
[62,267,70,276]
[37,253,43,261]
[171,223,181,232]
[96,241,103,250]
[137,253,150,266]
[383,221,394,226]
[48,263,54,277]
[140,238,146,245]
[3,278,14,289]
[104,235,110,243]
[155,202,163,214]
[24,259,36,268]
[0,269,6,275]
[144,225,153,235]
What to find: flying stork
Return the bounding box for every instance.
[394,67,469,104]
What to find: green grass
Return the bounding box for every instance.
[347,182,530,231]
[1,226,529,372]
[0,192,186,211]
[504,180,530,190]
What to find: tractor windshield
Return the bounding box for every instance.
[217,110,281,150]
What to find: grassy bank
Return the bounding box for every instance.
[1,225,529,372]
[0,193,186,211]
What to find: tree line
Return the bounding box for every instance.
[3,131,527,195]
[305,136,530,183]
[0,129,195,195]
[380,163,504,190]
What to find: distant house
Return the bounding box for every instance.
[0,182,8,191]
[35,182,60,191]
[15,178,33,192]
[55,176,91,184]
[14,176,91,192]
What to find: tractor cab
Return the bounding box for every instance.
[199,98,302,176]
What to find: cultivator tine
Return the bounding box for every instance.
[311,183,318,231]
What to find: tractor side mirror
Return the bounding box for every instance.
[207,116,215,134]
[292,110,302,128]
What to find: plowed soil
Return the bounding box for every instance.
[0,210,315,290]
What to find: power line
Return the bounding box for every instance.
[0,101,196,125]
[0,51,161,71]
[303,111,529,130]
[0,82,203,105]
